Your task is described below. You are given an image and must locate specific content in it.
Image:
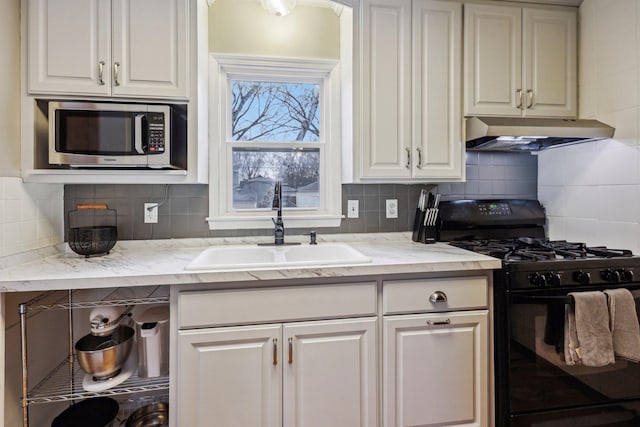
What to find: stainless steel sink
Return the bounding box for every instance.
[185,243,371,271]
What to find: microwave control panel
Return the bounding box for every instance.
[147,113,166,153]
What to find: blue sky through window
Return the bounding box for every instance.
[231,80,321,142]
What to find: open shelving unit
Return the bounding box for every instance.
[19,285,170,427]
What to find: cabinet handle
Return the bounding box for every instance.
[516,89,523,109]
[405,147,411,169]
[526,90,534,109]
[113,62,121,86]
[288,337,293,364]
[273,338,278,365]
[427,319,451,326]
[98,61,105,86]
[429,290,448,303]
[416,147,422,169]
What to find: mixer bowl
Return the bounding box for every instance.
[75,325,134,380]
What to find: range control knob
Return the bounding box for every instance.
[601,269,621,283]
[543,272,562,287]
[573,271,591,285]
[529,273,548,287]
[619,269,634,282]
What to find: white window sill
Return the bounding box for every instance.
[207,214,344,230]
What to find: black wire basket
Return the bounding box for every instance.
[68,204,118,257]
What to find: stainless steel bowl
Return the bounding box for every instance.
[75,325,134,380]
[125,402,168,427]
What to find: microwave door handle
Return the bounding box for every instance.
[134,114,145,154]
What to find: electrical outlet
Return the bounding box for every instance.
[347,200,359,218]
[386,199,398,219]
[144,203,158,224]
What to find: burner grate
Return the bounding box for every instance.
[449,238,634,262]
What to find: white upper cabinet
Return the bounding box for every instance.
[412,0,463,180]
[464,3,576,118]
[28,0,112,96]
[28,0,188,99]
[358,0,463,182]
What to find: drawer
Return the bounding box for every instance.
[178,282,377,328]
[383,276,488,314]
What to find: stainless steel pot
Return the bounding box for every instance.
[125,402,169,427]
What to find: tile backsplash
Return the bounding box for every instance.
[0,177,64,256]
[64,152,538,240]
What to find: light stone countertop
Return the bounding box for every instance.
[0,232,502,292]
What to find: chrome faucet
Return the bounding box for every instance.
[271,181,285,245]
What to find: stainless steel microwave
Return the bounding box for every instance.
[48,101,183,168]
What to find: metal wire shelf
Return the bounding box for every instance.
[22,285,170,314]
[19,285,171,426]
[26,357,169,405]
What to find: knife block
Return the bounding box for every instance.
[411,209,438,244]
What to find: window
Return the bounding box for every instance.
[207,55,343,230]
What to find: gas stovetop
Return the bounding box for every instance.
[438,199,640,289]
[448,237,634,263]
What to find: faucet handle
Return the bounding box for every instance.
[272,180,282,210]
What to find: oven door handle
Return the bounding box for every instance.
[511,295,574,305]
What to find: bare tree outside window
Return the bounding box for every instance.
[232,81,320,142]
[230,80,322,210]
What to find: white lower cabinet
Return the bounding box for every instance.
[283,319,378,427]
[176,284,378,427]
[382,276,490,427]
[174,277,491,427]
[177,324,282,427]
[383,311,488,427]
[178,319,377,427]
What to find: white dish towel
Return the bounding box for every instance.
[564,291,615,367]
[604,288,640,362]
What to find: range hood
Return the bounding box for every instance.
[466,116,615,152]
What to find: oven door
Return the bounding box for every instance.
[498,284,640,426]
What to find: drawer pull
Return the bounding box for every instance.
[429,291,448,303]
[427,319,451,326]
[273,338,278,365]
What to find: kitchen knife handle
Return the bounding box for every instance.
[273,338,278,365]
[288,337,293,364]
[516,89,523,109]
[416,147,422,169]
[98,61,105,85]
[527,89,534,109]
[405,147,411,169]
[113,62,121,86]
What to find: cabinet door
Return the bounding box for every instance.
[283,318,377,427]
[361,0,412,178]
[383,311,489,427]
[111,0,188,99]
[522,8,577,118]
[464,3,522,116]
[412,0,463,180]
[177,324,282,427]
[28,0,111,95]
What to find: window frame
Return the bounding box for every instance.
[207,54,343,230]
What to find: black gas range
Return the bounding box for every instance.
[438,199,640,427]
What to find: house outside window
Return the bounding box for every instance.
[207,55,343,230]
